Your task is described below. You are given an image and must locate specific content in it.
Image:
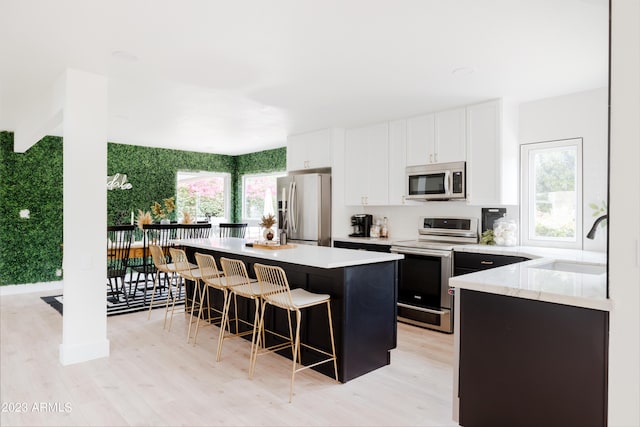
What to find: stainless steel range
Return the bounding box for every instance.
[391,217,479,333]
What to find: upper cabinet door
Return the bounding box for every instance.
[406,114,435,166]
[406,109,465,165]
[344,122,389,206]
[466,99,518,205]
[286,129,333,171]
[435,107,467,163]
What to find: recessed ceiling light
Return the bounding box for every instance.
[451,66,475,77]
[111,50,138,62]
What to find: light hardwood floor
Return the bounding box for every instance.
[1,290,457,427]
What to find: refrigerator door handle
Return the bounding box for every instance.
[289,181,297,233]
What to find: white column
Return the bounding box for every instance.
[608,0,640,425]
[59,69,110,365]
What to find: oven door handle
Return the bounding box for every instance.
[391,248,451,258]
[398,302,448,315]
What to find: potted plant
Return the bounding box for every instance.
[259,213,277,241]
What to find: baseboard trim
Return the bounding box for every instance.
[0,281,64,296]
[59,339,110,366]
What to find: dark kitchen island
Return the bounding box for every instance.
[175,237,403,383]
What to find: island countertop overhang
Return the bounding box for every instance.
[171,237,403,269]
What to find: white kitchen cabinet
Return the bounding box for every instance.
[388,119,420,205]
[344,122,389,206]
[435,107,467,163]
[286,128,336,171]
[406,114,435,166]
[466,99,518,205]
[406,108,466,166]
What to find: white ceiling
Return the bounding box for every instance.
[0,0,609,155]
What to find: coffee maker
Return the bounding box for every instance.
[349,214,373,237]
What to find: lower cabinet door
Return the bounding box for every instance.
[459,289,608,427]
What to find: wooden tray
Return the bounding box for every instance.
[251,243,296,250]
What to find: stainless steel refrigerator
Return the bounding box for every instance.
[277,172,331,246]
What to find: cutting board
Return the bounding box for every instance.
[251,243,297,250]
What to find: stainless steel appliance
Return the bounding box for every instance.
[405,161,466,201]
[277,172,331,246]
[349,214,373,237]
[390,217,479,333]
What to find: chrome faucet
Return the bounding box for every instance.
[586,214,608,239]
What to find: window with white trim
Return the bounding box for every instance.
[176,171,231,222]
[242,172,286,238]
[520,138,583,249]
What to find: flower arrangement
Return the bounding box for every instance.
[136,210,153,230]
[259,213,277,229]
[181,210,193,224]
[259,213,277,241]
[150,197,175,221]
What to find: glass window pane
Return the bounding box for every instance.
[176,172,229,221]
[242,174,279,220]
[529,146,577,241]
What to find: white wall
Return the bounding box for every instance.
[608,0,640,424]
[519,88,609,252]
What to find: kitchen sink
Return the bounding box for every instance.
[532,261,606,275]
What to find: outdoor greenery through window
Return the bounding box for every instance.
[242,172,286,224]
[521,138,583,248]
[176,171,230,222]
[242,172,286,221]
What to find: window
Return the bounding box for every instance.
[242,172,286,238]
[520,139,583,248]
[176,171,230,222]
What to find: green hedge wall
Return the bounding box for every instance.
[0,132,64,285]
[107,143,236,231]
[0,131,286,285]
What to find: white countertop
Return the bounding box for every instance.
[450,248,610,311]
[453,244,607,264]
[175,237,403,269]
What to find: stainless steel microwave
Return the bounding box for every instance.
[406,161,466,201]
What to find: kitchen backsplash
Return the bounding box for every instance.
[337,203,519,241]
[337,202,606,253]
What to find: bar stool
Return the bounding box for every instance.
[192,253,227,346]
[147,244,178,326]
[217,257,262,364]
[252,263,339,402]
[168,248,203,337]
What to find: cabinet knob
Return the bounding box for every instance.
[429,154,433,163]
[480,260,494,265]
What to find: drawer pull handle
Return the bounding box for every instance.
[480,260,494,265]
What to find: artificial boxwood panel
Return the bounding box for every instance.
[0,131,286,285]
[233,147,286,220]
[107,143,236,229]
[0,132,63,285]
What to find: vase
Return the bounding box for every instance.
[264,228,275,241]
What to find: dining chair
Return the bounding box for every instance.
[252,263,339,402]
[107,225,135,306]
[129,224,155,304]
[219,223,248,238]
[177,223,212,240]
